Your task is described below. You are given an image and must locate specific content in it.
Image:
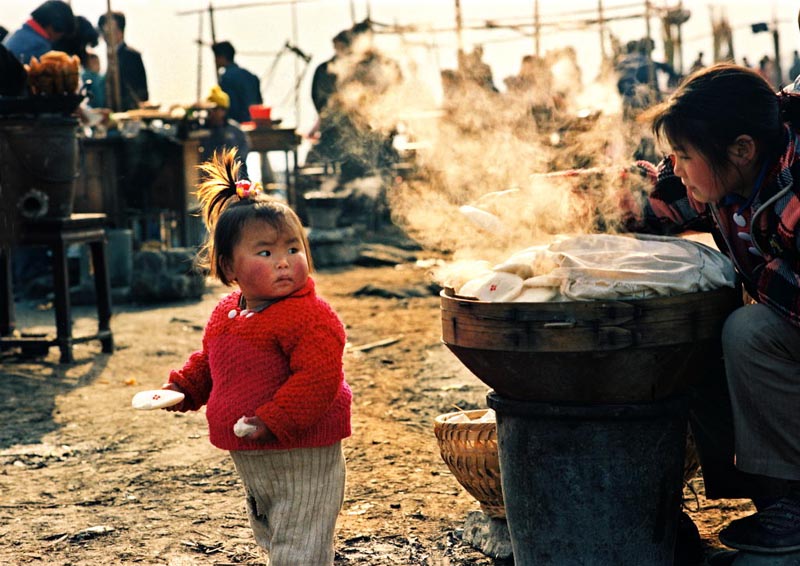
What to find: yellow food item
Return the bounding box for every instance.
[25,50,81,95]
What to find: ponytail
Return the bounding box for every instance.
[195,148,242,230]
[194,148,250,283]
[194,148,306,285]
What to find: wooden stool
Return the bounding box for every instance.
[0,213,114,363]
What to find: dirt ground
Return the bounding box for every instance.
[0,232,757,566]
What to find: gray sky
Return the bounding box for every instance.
[4,0,799,133]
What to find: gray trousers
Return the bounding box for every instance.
[690,303,800,499]
[230,443,346,566]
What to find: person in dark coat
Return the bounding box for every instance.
[212,41,262,124]
[97,11,148,111]
[307,21,400,183]
[311,29,352,115]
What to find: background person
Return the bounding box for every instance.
[52,14,98,68]
[81,52,106,108]
[3,0,74,64]
[162,150,351,566]
[306,19,401,184]
[199,85,250,178]
[790,50,800,84]
[615,37,678,119]
[307,28,352,165]
[52,14,103,114]
[212,41,262,124]
[311,29,351,118]
[690,51,705,73]
[97,11,148,111]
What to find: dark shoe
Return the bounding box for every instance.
[705,550,738,566]
[718,496,800,553]
[676,511,705,565]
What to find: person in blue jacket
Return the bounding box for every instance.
[212,41,263,124]
[3,1,74,64]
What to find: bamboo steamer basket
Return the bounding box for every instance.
[434,409,504,519]
[440,285,742,403]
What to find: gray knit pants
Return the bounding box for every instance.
[230,442,346,566]
[690,303,800,499]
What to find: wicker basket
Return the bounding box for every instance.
[433,409,505,519]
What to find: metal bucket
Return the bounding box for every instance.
[440,285,742,403]
[441,286,740,565]
[488,392,689,566]
[0,116,80,222]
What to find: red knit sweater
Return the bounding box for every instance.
[168,277,352,451]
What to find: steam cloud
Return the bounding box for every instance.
[328,37,654,267]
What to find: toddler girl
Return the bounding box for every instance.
[163,149,351,566]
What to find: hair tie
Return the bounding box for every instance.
[235,179,261,200]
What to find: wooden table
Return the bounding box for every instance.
[242,125,302,209]
[0,213,114,363]
[74,131,204,248]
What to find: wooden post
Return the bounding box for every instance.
[103,1,122,111]
[208,2,217,44]
[533,0,540,57]
[644,0,658,101]
[209,3,219,88]
[772,19,783,85]
[676,1,684,75]
[292,0,300,127]
[454,0,464,55]
[597,0,605,60]
[195,11,204,101]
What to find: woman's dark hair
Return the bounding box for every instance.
[32,1,75,34]
[52,16,99,66]
[640,63,800,178]
[195,149,313,285]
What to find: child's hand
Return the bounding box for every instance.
[160,383,186,412]
[240,416,277,443]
